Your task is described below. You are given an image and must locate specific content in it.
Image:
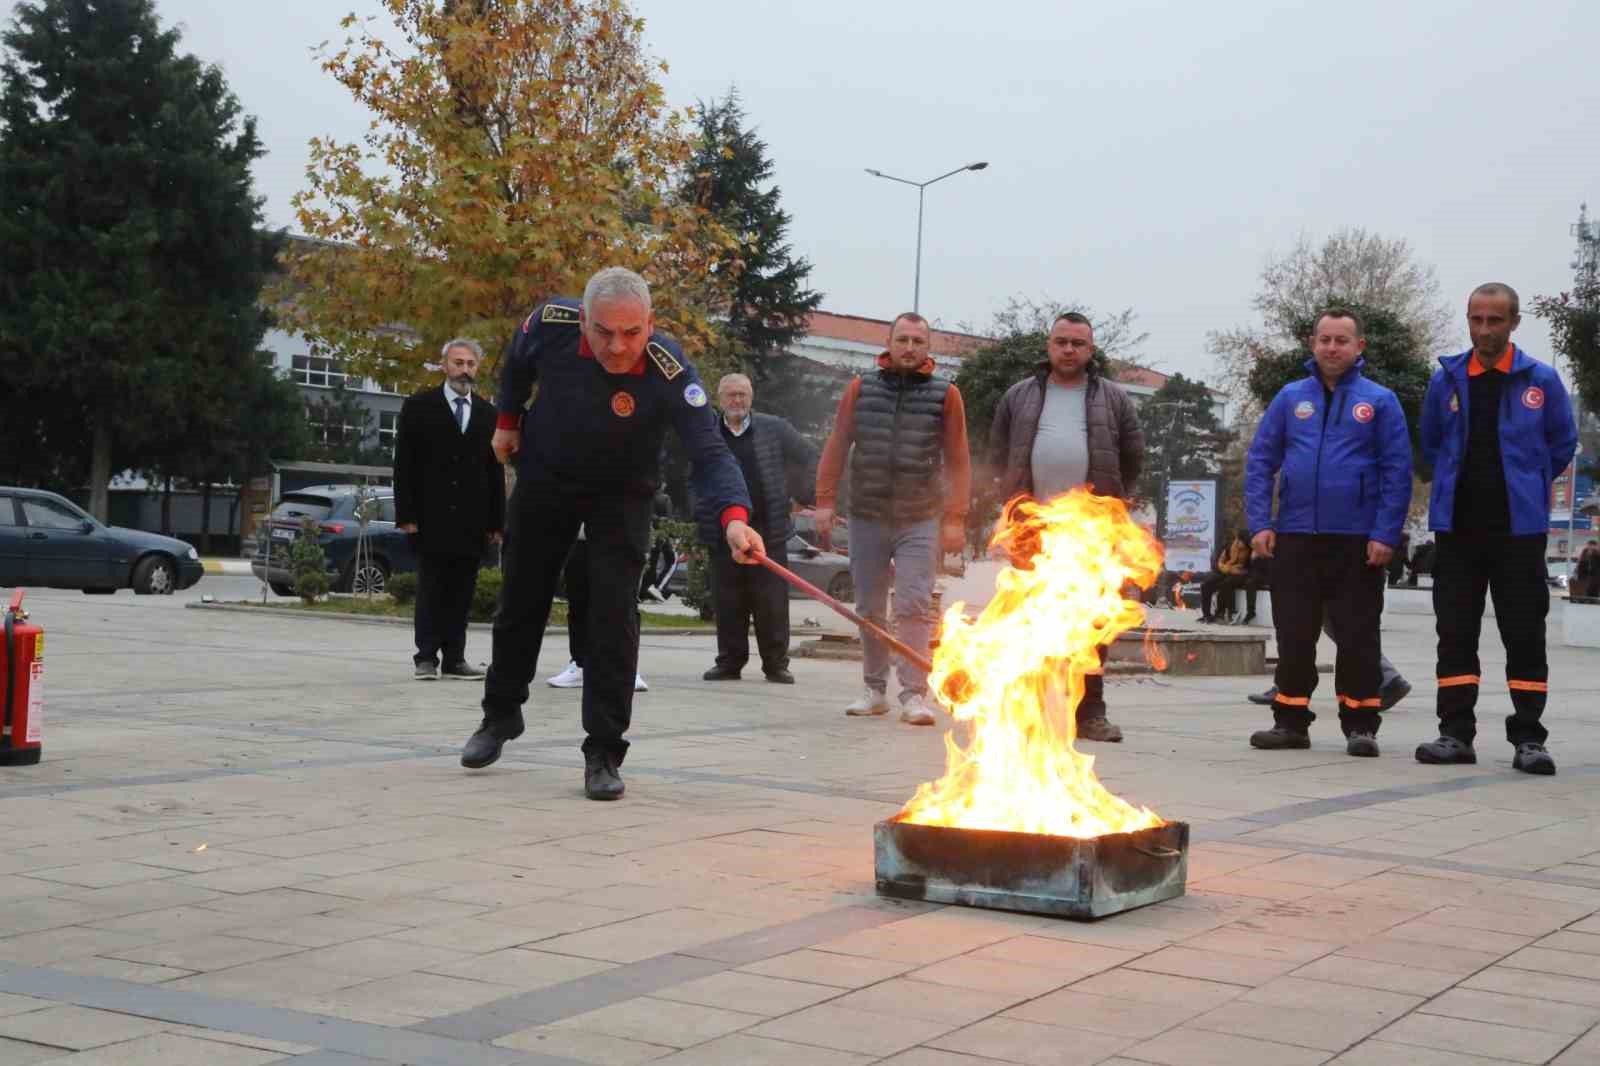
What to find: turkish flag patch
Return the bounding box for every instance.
[1523,387,1545,410]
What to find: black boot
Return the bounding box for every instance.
[584,750,625,800]
[1250,726,1310,750]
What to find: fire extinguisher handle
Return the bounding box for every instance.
[7,588,21,613]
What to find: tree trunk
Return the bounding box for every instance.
[90,407,112,522]
[161,476,173,536]
[200,479,213,555]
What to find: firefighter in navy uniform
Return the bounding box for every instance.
[1244,308,1413,757]
[1415,283,1576,775]
[464,267,762,799]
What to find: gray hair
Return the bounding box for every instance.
[583,267,652,315]
[717,373,752,393]
[440,337,483,361]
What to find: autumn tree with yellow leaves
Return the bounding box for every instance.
[282,0,735,391]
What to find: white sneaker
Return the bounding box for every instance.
[899,692,938,726]
[546,661,583,688]
[634,673,649,692]
[845,687,890,716]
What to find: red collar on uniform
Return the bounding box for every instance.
[578,332,647,376]
[1468,344,1514,377]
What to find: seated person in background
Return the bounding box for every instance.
[1240,551,1272,625]
[1200,530,1251,623]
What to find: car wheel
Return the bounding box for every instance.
[132,555,176,595]
[344,559,389,595]
[269,581,296,597]
[827,572,854,602]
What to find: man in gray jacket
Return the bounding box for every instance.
[986,312,1145,742]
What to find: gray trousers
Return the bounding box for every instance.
[850,516,938,699]
[1325,616,1400,689]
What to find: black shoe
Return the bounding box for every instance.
[1346,732,1380,758]
[1379,677,1412,710]
[702,666,742,681]
[1250,726,1310,750]
[1239,614,1256,626]
[414,661,438,681]
[1199,614,1214,624]
[461,727,506,769]
[441,661,486,680]
[584,751,625,800]
[1513,742,1556,776]
[1247,686,1278,706]
[764,668,795,684]
[1078,716,1123,742]
[1415,735,1476,765]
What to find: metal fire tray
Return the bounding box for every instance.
[874,819,1188,920]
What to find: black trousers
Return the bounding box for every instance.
[1432,532,1549,745]
[1268,534,1385,736]
[414,552,480,667]
[711,538,790,675]
[1080,644,1109,723]
[482,485,651,760]
[564,539,590,667]
[1200,572,1243,618]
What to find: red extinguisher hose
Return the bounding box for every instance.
[3,606,14,751]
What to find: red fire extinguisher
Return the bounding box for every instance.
[2,589,42,766]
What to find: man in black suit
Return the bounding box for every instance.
[394,338,506,680]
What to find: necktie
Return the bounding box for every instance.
[454,396,468,433]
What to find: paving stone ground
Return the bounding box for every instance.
[0,583,1597,1065]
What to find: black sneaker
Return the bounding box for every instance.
[461,727,505,769]
[441,661,486,680]
[1247,686,1278,706]
[1379,677,1412,710]
[414,662,438,681]
[584,751,625,800]
[1415,736,1477,765]
[702,666,741,681]
[764,668,795,684]
[1250,727,1310,750]
[1512,742,1556,776]
[1346,732,1380,758]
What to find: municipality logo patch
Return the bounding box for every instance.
[684,383,708,408]
[1352,402,1374,423]
[1449,392,1460,413]
[1294,400,1315,420]
[1523,386,1545,410]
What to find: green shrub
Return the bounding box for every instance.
[660,517,713,620]
[471,567,504,622]
[387,572,418,605]
[289,518,331,603]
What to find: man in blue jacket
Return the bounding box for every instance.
[465,267,763,800]
[1416,283,1576,775]
[1245,308,1413,757]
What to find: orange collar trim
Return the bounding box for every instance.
[1468,344,1514,377]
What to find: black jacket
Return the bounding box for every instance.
[393,385,506,557]
[696,412,817,545]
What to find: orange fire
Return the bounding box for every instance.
[898,489,1166,838]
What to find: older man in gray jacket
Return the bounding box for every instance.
[986,311,1145,741]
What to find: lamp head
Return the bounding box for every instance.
[968,161,990,171]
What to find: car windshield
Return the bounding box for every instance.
[272,494,335,522]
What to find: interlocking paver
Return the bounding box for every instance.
[737,949,915,988]
[1419,986,1600,1035]
[1124,1025,1332,1065]
[650,970,841,1016]
[930,1016,1137,1064]
[554,995,764,1049]
[0,1003,168,1049]
[747,1003,958,1057]
[1376,1013,1574,1064]
[26,1030,290,1065]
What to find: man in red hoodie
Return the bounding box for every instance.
[814,312,971,725]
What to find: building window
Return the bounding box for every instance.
[291,355,349,390]
[306,407,363,446]
[378,411,399,456]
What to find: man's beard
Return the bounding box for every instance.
[448,374,474,395]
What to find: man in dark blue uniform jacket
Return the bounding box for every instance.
[462,267,762,800]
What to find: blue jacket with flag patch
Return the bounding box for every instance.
[1420,346,1576,536]
[1246,359,1413,546]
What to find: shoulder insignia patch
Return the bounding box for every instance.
[684,382,708,408]
[647,341,684,381]
[540,303,580,325]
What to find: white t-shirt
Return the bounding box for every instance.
[1029,379,1090,500]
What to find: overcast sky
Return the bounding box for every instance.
[21,0,1600,381]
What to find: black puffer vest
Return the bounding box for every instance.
[849,366,950,524]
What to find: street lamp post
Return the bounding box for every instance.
[864,161,989,312]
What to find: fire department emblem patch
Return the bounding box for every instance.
[1294,400,1315,420]
[1523,386,1545,410]
[1352,401,1375,423]
[1449,392,1460,413]
[683,383,708,407]
[610,391,635,418]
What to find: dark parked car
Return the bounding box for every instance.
[251,485,418,596]
[668,533,852,602]
[0,487,204,594]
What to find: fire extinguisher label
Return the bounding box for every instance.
[26,660,42,744]
[34,633,43,658]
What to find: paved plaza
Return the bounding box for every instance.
[1,584,1598,1064]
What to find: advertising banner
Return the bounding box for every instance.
[1165,480,1217,573]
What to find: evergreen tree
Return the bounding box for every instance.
[0,0,279,518]
[684,90,826,432]
[1141,374,1232,539]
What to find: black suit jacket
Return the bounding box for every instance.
[393,386,506,558]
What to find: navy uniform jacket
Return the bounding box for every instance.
[495,297,751,529]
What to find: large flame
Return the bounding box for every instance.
[898,489,1165,838]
